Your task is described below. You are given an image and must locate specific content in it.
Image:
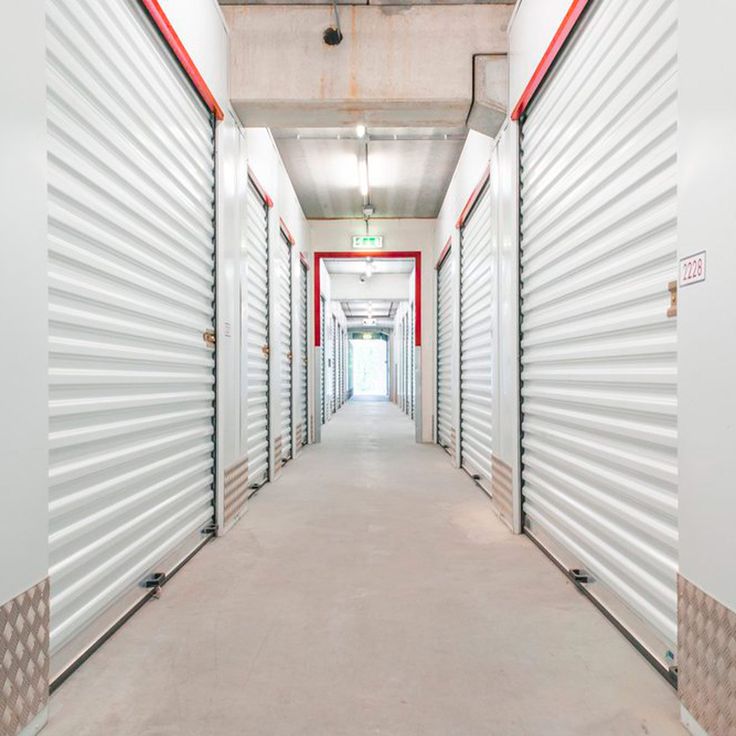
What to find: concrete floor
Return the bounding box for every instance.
[47,399,684,736]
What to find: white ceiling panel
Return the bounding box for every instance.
[325,258,415,274]
[272,126,466,218]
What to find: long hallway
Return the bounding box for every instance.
[45,400,683,735]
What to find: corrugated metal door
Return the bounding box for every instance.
[299,261,308,445]
[277,232,292,463]
[320,296,326,425]
[336,325,342,408]
[459,183,494,492]
[519,0,678,668]
[436,250,453,453]
[245,180,270,488]
[331,315,337,414]
[47,0,216,679]
[409,304,415,420]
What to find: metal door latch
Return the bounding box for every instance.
[570,568,590,584]
[203,329,216,347]
[287,352,293,362]
[141,572,166,599]
[261,344,270,357]
[667,280,678,318]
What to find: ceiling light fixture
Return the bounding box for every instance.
[358,156,369,198]
[356,123,366,138]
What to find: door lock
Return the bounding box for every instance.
[261,344,270,357]
[667,280,678,318]
[203,329,216,347]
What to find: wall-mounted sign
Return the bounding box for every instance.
[679,251,706,287]
[352,235,383,250]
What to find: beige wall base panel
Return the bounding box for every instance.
[1,579,49,736]
[679,575,736,736]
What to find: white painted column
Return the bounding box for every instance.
[0,3,49,732]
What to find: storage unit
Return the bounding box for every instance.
[277,230,293,464]
[336,324,343,408]
[459,182,494,493]
[409,303,415,420]
[320,296,326,425]
[518,0,679,670]
[244,179,270,488]
[330,314,337,414]
[47,0,216,680]
[436,248,454,454]
[299,259,309,446]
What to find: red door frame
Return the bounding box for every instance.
[140,0,224,121]
[313,251,422,347]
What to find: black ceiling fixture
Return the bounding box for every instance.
[323,0,343,45]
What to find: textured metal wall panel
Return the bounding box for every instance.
[491,456,513,530]
[245,182,270,486]
[223,457,249,529]
[436,253,454,453]
[277,233,293,463]
[0,580,49,736]
[460,183,494,492]
[679,575,736,736]
[519,0,678,665]
[47,0,215,679]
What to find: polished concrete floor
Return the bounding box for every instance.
[47,400,684,736]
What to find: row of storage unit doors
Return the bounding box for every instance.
[396,306,416,419]
[46,0,310,685]
[435,182,495,495]
[320,304,348,424]
[436,0,679,677]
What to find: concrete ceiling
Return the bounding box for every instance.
[273,127,466,218]
[342,300,397,319]
[325,258,415,274]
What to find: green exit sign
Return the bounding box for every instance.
[352,235,383,250]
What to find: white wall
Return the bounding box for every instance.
[0,1,48,605]
[678,0,736,615]
[330,273,412,302]
[158,0,230,106]
[491,122,521,532]
[310,218,435,441]
[434,131,493,261]
[507,0,571,109]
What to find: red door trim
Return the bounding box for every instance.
[248,167,274,208]
[279,217,296,246]
[139,0,224,121]
[313,251,422,347]
[510,0,592,121]
[435,237,452,270]
[455,166,491,230]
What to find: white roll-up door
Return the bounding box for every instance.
[299,261,309,445]
[336,325,342,409]
[330,315,337,415]
[277,232,293,463]
[47,0,216,680]
[519,0,678,668]
[320,296,326,425]
[436,250,454,454]
[459,183,494,493]
[409,304,415,420]
[245,180,270,487]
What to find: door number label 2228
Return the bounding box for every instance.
[679,251,706,287]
